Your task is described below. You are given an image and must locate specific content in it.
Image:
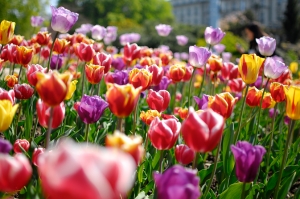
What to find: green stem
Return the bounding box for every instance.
[45,107,54,148]
[11,63,15,75]
[81,62,86,96]
[264,103,278,183]
[117,117,123,132]
[273,120,295,199]
[202,137,222,198]
[17,66,22,83]
[253,78,270,144]
[188,68,196,107]
[234,85,250,143]
[15,101,22,137]
[192,152,199,169]
[170,83,177,113]
[84,123,90,143]
[196,64,207,100]
[241,182,247,199]
[47,32,59,72]
[159,150,164,173]
[132,96,140,135]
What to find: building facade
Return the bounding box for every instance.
[171,0,287,28]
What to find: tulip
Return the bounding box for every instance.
[92,52,112,73]
[13,83,34,100]
[256,36,276,57]
[0,138,12,154]
[189,46,211,68]
[4,74,18,88]
[32,147,45,166]
[182,65,194,81]
[111,57,126,71]
[289,62,298,74]
[228,78,246,93]
[270,82,286,102]
[0,100,19,132]
[284,85,300,120]
[50,54,63,70]
[85,63,105,84]
[238,54,265,84]
[204,26,225,45]
[38,139,136,199]
[208,92,238,119]
[123,43,141,66]
[262,93,275,109]
[77,95,108,124]
[13,139,30,153]
[168,64,186,83]
[50,6,79,33]
[104,26,118,44]
[264,57,287,79]
[148,64,163,86]
[26,64,46,86]
[31,16,44,27]
[182,108,224,152]
[178,107,189,120]
[36,31,51,46]
[148,117,181,150]
[176,35,189,46]
[120,33,141,45]
[0,20,16,45]
[9,35,24,45]
[208,55,223,72]
[37,99,65,128]
[15,46,34,67]
[222,52,232,62]
[213,44,225,54]
[36,71,72,106]
[160,53,172,66]
[221,62,239,80]
[74,43,95,62]
[106,131,144,165]
[53,38,70,54]
[0,88,15,104]
[91,25,106,41]
[175,144,195,165]
[154,165,201,199]
[65,80,77,100]
[129,68,153,91]
[1,43,17,63]
[75,23,92,34]
[269,108,279,118]
[140,110,161,125]
[193,95,209,110]
[105,70,129,85]
[231,141,266,182]
[146,89,170,112]
[153,76,171,91]
[0,153,32,192]
[155,24,172,36]
[273,68,292,85]
[246,87,263,107]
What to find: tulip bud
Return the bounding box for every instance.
[183,66,194,81]
[246,87,263,107]
[194,95,209,110]
[204,26,225,45]
[15,46,34,67]
[65,80,77,100]
[140,110,161,125]
[32,147,45,166]
[221,62,239,81]
[85,63,105,84]
[123,43,141,66]
[129,68,152,91]
[155,24,172,36]
[0,138,12,154]
[208,92,238,119]
[9,35,24,45]
[26,64,46,86]
[92,52,112,73]
[36,99,65,128]
[50,6,79,33]
[256,36,276,57]
[264,57,287,79]
[178,107,189,119]
[13,139,30,153]
[189,46,211,68]
[146,89,170,112]
[175,144,195,165]
[148,64,163,86]
[0,88,15,104]
[53,38,70,54]
[4,74,18,88]
[104,70,129,85]
[228,78,246,93]
[270,82,286,102]
[74,43,95,62]
[262,93,275,109]
[208,55,223,72]
[0,100,19,132]
[0,20,16,45]
[14,83,34,100]
[238,54,265,84]
[168,64,186,82]
[36,31,51,46]
[284,85,300,120]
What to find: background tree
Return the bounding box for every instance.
[283,0,300,43]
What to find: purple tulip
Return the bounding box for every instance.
[264,57,287,79]
[50,55,63,70]
[0,138,12,154]
[256,36,276,57]
[104,26,118,45]
[154,165,201,199]
[231,141,266,182]
[120,33,141,46]
[31,16,44,27]
[269,108,279,118]
[77,95,108,124]
[273,55,284,63]
[251,76,263,88]
[189,46,211,68]
[194,95,209,110]
[180,52,189,60]
[174,52,181,60]
[111,57,126,71]
[176,35,189,46]
[50,6,79,33]
[111,70,129,85]
[153,76,171,91]
[91,25,106,41]
[40,27,48,32]
[155,24,172,37]
[222,52,232,63]
[204,26,225,45]
[75,23,93,35]
[213,44,225,54]
[284,116,291,125]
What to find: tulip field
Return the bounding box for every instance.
[0,5,300,199]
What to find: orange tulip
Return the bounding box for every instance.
[53,38,70,54]
[168,64,186,83]
[129,68,152,91]
[15,46,34,67]
[262,93,275,109]
[270,82,286,102]
[208,55,223,72]
[140,57,154,67]
[178,107,188,120]
[246,87,263,107]
[35,32,51,46]
[4,74,18,88]
[238,54,265,84]
[106,131,145,165]
[85,63,105,84]
[36,71,72,107]
[208,92,238,119]
[140,110,161,125]
[106,83,142,118]
[9,35,24,45]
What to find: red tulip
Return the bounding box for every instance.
[32,147,45,167]
[1,43,17,63]
[175,144,195,165]
[228,78,246,93]
[92,52,112,73]
[13,139,30,153]
[38,139,136,199]
[53,38,70,54]
[14,83,34,100]
[221,62,239,80]
[0,88,15,104]
[123,43,141,66]
[74,43,95,62]
[35,32,51,46]
[168,64,186,83]
[147,89,170,112]
[36,99,65,129]
[182,65,194,81]
[0,153,32,192]
[148,64,163,86]
[148,117,181,150]
[15,46,34,67]
[182,108,225,152]
[26,64,47,86]
[41,47,50,60]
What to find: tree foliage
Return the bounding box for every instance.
[283,0,300,43]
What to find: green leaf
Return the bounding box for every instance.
[278,172,296,199]
[151,151,161,169]
[199,162,222,185]
[219,182,251,199]
[138,163,144,183]
[222,122,234,176]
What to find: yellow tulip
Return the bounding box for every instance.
[238,54,265,84]
[289,62,298,74]
[284,85,300,120]
[0,20,16,45]
[65,80,78,100]
[0,100,19,132]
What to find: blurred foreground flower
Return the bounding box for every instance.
[0,138,12,154]
[0,100,18,132]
